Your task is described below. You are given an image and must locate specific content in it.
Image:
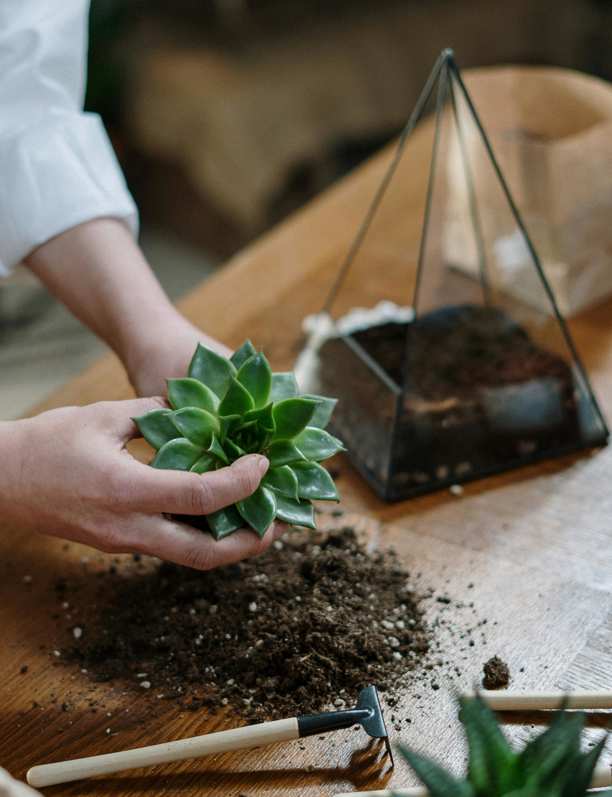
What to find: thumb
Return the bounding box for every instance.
[124,454,270,515]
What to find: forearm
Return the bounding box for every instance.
[24,217,229,395]
[24,218,176,372]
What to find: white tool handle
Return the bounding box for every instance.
[27,717,299,788]
[335,764,611,796]
[475,690,612,711]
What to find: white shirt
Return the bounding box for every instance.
[0,1,138,276]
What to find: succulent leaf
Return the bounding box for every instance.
[272,397,317,440]
[190,453,218,474]
[134,409,180,449]
[291,461,339,500]
[270,372,299,401]
[151,438,203,470]
[273,494,316,528]
[230,339,257,369]
[207,505,244,539]
[167,377,218,412]
[301,394,338,429]
[267,440,307,468]
[219,377,255,416]
[219,414,242,440]
[144,340,344,539]
[294,427,345,461]
[171,407,220,447]
[188,343,236,399]
[244,402,275,433]
[208,434,229,464]
[237,353,272,408]
[223,438,246,460]
[263,465,299,500]
[236,485,277,537]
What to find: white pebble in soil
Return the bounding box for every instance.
[449,484,464,497]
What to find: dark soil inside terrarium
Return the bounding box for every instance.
[65,527,438,722]
[352,305,571,400]
[318,304,585,500]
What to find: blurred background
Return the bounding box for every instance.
[2,0,612,418]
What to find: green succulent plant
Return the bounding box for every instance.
[134,340,345,539]
[399,696,610,797]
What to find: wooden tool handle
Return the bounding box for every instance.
[27,717,299,788]
[476,690,612,711]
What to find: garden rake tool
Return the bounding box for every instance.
[27,684,393,788]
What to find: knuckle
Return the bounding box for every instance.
[189,478,215,514]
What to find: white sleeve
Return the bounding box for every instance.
[0,0,138,276]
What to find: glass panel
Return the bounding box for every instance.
[298,51,608,501]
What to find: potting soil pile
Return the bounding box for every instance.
[65,526,438,721]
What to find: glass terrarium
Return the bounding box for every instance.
[297,50,608,501]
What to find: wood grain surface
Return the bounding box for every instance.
[2,68,611,795]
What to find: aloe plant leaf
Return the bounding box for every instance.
[272,398,317,440]
[219,377,255,416]
[171,407,220,447]
[400,745,475,797]
[167,377,219,413]
[230,339,257,369]
[151,438,203,470]
[301,394,337,429]
[236,486,277,537]
[188,343,236,399]
[459,696,515,792]
[267,440,307,468]
[291,461,339,501]
[133,409,180,450]
[190,453,218,474]
[294,427,345,461]
[207,505,244,540]
[208,434,229,464]
[518,711,584,788]
[273,494,315,529]
[244,402,275,433]
[559,735,607,796]
[237,352,272,408]
[223,438,246,461]
[263,465,299,500]
[270,372,298,401]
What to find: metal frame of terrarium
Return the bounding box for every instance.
[306,49,609,501]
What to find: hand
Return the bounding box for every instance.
[126,313,231,397]
[1,398,284,569]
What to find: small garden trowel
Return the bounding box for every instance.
[27,684,393,788]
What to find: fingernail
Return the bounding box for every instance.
[243,454,269,474]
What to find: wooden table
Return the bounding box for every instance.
[2,69,612,795]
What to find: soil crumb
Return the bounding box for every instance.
[68,527,433,721]
[482,655,510,690]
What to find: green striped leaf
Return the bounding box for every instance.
[291,461,339,501]
[294,427,345,461]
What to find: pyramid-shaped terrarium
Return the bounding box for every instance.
[298,50,608,501]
